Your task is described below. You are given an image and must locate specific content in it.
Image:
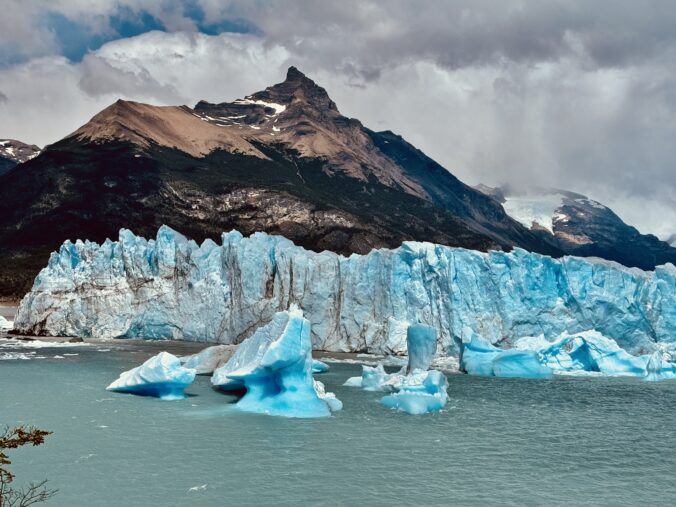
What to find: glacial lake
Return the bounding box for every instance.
[1,339,675,507]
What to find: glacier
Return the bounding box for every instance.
[13,226,676,358]
[212,308,341,417]
[107,351,196,400]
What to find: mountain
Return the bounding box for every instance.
[0,139,40,176]
[0,67,563,298]
[474,185,676,269]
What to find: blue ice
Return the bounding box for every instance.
[106,351,196,400]
[211,308,341,417]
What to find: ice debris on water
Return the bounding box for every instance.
[107,351,196,400]
[345,323,448,414]
[460,329,676,381]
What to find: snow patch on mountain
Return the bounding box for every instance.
[502,193,566,233]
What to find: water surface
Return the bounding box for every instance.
[1,341,674,506]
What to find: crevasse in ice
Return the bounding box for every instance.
[14,226,675,357]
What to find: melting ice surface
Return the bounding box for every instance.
[212,308,341,417]
[346,324,449,414]
[14,226,676,359]
[107,351,196,400]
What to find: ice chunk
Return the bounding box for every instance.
[346,324,449,414]
[107,352,196,400]
[313,380,343,412]
[643,350,676,382]
[312,359,330,373]
[181,345,236,375]
[491,350,553,379]
[538,331,649,377]
[0,316,11,331]
[381,370,448,415]
[406,323,436,373]
[212,309,340,417]
[460,333,502,376]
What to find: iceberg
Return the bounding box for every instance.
[462,330,676,380]
[13,226,676,358]
[644,350,676,382]
[107,352,196,400]
[312,359,330,373]
[181,345,235,375]
[346,324,449,414]
[406,323,437,373]
[212,308,341,417]
[381,370,448,415]
[460,333,553,379]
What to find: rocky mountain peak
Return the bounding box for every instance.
[251,66,338,112]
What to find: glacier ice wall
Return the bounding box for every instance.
[14,225,676,355]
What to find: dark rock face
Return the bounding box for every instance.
[0,139,40,176]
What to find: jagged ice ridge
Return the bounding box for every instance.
[14,226,676,356]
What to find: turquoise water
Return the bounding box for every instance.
[1,341,675,506]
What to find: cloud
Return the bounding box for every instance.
[0,2,674,238]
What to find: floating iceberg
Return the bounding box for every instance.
[381,370,448,415]
[14,226,676,358]
[346,324,448,414]
[107,352,196,400]
[181,345,235,375]
[460,333,553,379]
[643,351,676,382]
[212,309,341,417]
[406,323,437,373]
[312,359,330,373]
[462,330,676,380]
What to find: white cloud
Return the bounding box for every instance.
[0,24,674,238]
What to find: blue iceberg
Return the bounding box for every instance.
[107,351,196,400]
[644,351,676,382]
[491,350,553,379]
[461,330,676,380]
[212,308,341,417]
[406,323,437,373]
[381,370,448,415]
[345,324,448,414]
[312,359,330,373]
[460,333,553,379]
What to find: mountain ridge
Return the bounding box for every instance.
[0,66,664,297]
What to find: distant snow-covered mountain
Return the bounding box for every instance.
[474,185,676,269]
[0,139,40,175]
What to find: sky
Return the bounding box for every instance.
[0,1,675,239]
